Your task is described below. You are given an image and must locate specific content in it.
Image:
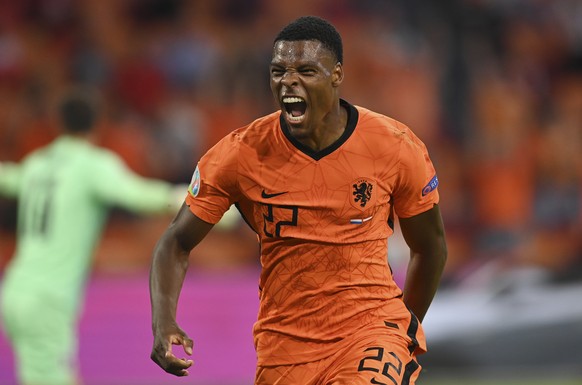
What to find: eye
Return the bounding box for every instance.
[271,68,284,77]
[299,68,316,75]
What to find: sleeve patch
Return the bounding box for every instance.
[188,165,201,197]
[422,174,438,196]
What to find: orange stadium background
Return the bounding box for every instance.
[0,1,581,384]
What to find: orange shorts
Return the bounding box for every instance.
[255,322,422,385]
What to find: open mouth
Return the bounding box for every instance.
[283,96,307,123]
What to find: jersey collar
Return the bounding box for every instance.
[279,99,359,161]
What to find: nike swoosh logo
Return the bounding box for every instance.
[261,190,288,199]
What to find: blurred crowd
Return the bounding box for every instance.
[0,0,581,287]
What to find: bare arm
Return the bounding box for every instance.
[149,203,214,376]
[399,204,447,322]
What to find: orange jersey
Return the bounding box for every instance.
[186,100,439,365]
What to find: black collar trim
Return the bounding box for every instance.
[279,99,359,161]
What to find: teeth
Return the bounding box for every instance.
[283,97,304,103]
[288,115,303,122]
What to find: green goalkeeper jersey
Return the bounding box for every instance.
[0,135,178,312]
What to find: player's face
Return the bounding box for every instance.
[270,40,343,138]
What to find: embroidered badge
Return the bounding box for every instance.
[422,174,439,196]
[188,165,201,197]
[353,180,373,208]
[349,178,376,212]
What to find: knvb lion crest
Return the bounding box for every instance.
[351,179,374,209]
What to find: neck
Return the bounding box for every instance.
[300,102,348,151]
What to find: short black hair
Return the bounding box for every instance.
[59,94,97,133]
[274,15,343,64]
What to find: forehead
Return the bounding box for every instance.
[271,40,335,65]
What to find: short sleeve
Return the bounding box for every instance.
[186,132,240,224]
[392,131,439,218]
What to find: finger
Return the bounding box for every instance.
[164,350,193,365]
[163,352,193,376]
[169,332,193,355]
[182,337,194,355]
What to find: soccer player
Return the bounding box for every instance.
[0,90,186,385]
[150,16,447,385]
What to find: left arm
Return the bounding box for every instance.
[0,162,23,198]
[399,203,447,322]
[91,152,185,214]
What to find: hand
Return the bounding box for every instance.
[151,325,194,376]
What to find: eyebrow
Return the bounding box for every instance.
[270,60,321,67]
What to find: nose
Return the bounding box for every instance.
[280,70,298,87]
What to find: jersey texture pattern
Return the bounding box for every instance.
[186,100,439,365]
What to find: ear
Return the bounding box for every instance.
[331,62,344,87]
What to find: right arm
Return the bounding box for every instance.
[150,132,240,376]
[149,203,214,376]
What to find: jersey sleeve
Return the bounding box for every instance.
[91,151,175,214]
[0,162,23,198]
[185,132,240,224]
[392,130,439,218]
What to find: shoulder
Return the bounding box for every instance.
[83,142,120,162]
[207,111,280,154]
[353,105,426,155]
[233,111,280,144]
[23,143,52,163]
[80,142,128,173]
[11,142,58,173]
[45,137,126,168]
[355,106,414,141]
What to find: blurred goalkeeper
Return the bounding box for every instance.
[0,89,185,385]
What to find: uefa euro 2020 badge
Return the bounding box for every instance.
[422,174,439,196]
[188,165,201,197]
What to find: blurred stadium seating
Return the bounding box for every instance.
[1,1,581,383]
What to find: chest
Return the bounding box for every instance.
[237,147,399,240]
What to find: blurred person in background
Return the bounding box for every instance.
[0,89,186,385]
[150,16,447,385]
